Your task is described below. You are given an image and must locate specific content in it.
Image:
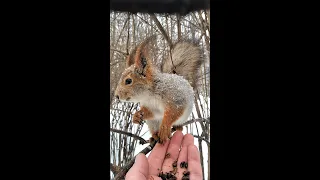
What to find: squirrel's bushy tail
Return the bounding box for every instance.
[161,41,203,89]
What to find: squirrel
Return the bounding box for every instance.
[114,35,203,144]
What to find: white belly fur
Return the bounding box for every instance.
[140,94,193,131]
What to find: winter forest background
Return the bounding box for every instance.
[110,11,210,180]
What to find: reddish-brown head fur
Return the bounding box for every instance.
[114,36,157,102]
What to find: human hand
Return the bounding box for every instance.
[125,131,203,180]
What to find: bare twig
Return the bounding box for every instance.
[181,118,210,126]
[198,138,205,179]
[194,135,210,147]
[135,14,159,31]
[110,60,126,67]
[194,97,203,119]
[126,12,130,55]
[110,48,128,56]
[115,17,129,49]
[132,14,136,46]
[207,142,210,180]
[150,13,173,48]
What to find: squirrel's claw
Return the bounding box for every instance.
[133,111,144,125]
[149,132,159,144]
[158,127,171,145]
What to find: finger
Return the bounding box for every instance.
[161,131,184,173]
[126,153,149,180]
[176,134,194,179]
[181,134,195,147]
[147,140,170,176]
[187,145,203,179]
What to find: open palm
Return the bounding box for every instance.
[126,131,203,180]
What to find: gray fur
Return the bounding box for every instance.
[137,71,194,131]
[161,41,203,89]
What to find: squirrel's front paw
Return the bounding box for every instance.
[133,111,144,125]
[158,126,171,144]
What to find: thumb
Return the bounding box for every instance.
[125,153,149,180]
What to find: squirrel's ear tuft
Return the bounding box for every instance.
[133,35,157,76]
[134,50,150,76]
[126,46,138,68]
[126,35,156,68]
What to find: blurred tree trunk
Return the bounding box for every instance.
[177,14,181,40]
[132,14,136,46]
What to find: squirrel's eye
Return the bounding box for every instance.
[125,78,132,85]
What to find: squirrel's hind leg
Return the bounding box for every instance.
[158,106,184,144]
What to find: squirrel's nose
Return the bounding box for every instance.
[115,95,119,100]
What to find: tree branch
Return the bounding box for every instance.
[110,128,148,145]
[110,163,121,175]
[114,140,157,180]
